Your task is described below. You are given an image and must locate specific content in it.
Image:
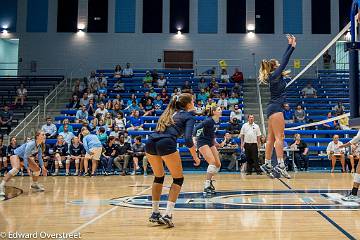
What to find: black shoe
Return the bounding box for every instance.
[256,172,262,175]
[209,180,216,192]
[83,172,90,177]
[159,215,174,228]
[149,212,164,224]
[246,172,252,175]
[203,186,215,196]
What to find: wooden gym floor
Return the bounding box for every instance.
[0,173,359,240]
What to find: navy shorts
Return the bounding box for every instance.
[145,137,177,156]
[266,103,283,118]
[197,139,214,149]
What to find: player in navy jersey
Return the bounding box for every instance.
[0,138,7,177]
[68,136,85,176]
[145,93,200,227]
[52,135,69,176]
[258,35,296,179]
[193,106,222,195]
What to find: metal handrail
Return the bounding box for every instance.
[43,78,68,118]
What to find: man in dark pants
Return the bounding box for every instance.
[240,114,261,175]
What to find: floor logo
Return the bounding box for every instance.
[109,189,360,211]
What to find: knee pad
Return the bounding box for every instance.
[354,173,360,184]
[75,159,80,164]
[154,175,165,184]
[9,168,19,176]
[207,165,218,174]
[173,177,184,187]
[33,171,40,177]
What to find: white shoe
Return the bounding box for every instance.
[31,183,45,192]
[274,165,291,179]
[0,184,5,197]
[341,194,360,202]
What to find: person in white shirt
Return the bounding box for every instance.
[240,114,262,175]
[14,83,28,106]
[94,103,108,119]
[338,130,360,201]
[217,94,228,110]
[122,63,134,77]
[41,117,57,139]
[230,105,242,123]
[157,75,167,88]
[301,83,317,98]
[326,135,345,173]
[59,125,75,145]
[220,69,230,83]
[96,73,107,86]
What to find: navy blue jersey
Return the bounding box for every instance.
[7,144,18,156]
[69,143,85,156]
[53,143,68,156]
[268,44,294,105]
[150,110,195,148]
[0,145,7,157]
[193,117,219,142]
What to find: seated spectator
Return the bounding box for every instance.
[143,99,155,116]
[283,103,294,124]
[96,119,108,132]
[77,120,91,140]
[349,143,360,173]
[123,130,132,144]
[198,78,207,91]
[338,114,350,130]
[171,88,181,97]
[86,98,97,116]
[228,93,239,110]
[127,111,144,131]
[232,82,242,96]
[157,75,167,88]
[114,112,127,131]
[94,103,108,119]
[59,125,75,145]
[126,100,141,112]
[131,136,148,176]
[149,88,157,99]
[76,105,89,123]
[160,88,169,104]
[114,65,122,78]
[89,117,99,131]
[231,68,244,83]
[217,94,228,110]
[334,101,345,115]
[201,66,216,76]
[143,71,153,87]
[110,126,121,138]
[182,81,192,91]
[97,127,108,144]
[96,73,107,86]
[220,69,230,83]
[14,83,27,106]
[88,71,97,86]
[41,117,57,139]
[114,79,125,92]
[0,138,7,176]
[220,86,230,97]
[80,92,90,106]
[0,105,13,135]
[194,100,205,116]
[327,135,345,172]
[151,69,159,83]
[294,105,306,123]
[219,133,238,171]
[58,118,74,133]
[97,93,107,104]
[122,63,134,77]
[113,103,123,115]
[73,79,86,93]
[323,50,332,69]
[230,105,243,123]
[97,82,107,96]
[114,135,132,175]
[290,134,309,171]
[68,95,81,109]
[153,95,163,109]
[126,93,138,106]
[210,83,220,98]
[52,135,69,176]
[208,77,217,89]
[105,99,113,110]
[100,136,118,175]
[104,112,114,130]
[139,92,154,110]
[205,98,217,112]
[322,112,337,130]
[68,136,85,176]
[197,88,209,103]
[301,83,317,98]
[227,117,242,136]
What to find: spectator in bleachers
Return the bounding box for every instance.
[131,136,148,176]
[348,143,360,173]
[126,93,139,106]
[290,134,309,171]
[113,135,132,176]
[5,137,18,176]
[104,112,114,130]
[88,71,96,85]
[127,111,144,131]
[198,78,207,91]
[113,94,124,107]
[294,104,306,123]
[122,63,134,78]
[105,99,113,110]
[97,93,107,105]
[113,103,123,115]
[82,127,103,176]
[208,77,217,89]
[0,105,13,135]
[90,81,99,93]
[217,94,228,110]
[97,82,108,96]
[151,69,159,83]
[227,117,241,136]
[301,83,317,98]
[205,98,217,112]
[218,133,238,171]
[68,136,84,176]
[283,103,294,124]
[80,92,90,106]
[210,83,220,98]
[73,79,86,93]
[68,95,81,109]
[96,73,108,86]
[228,92,239,110]
[77,120,91,139]
[182,81,192,91]
[75,105,89,123]
[157,75,167,88]
[123,130,132,144]
[59,125,75,145]
[338,114,350,130]
[126,100,141,112]
[14,83,27,107]
[231,68,244,83]
[202,66,216,76]
[334,101,345,115]
[114,65,122,78]
[323,50,332,69]
[149,88,157,99]
[327,135,345,173]
[114,79,125,92]
[322,112,337,130]
[220,69,230,83]
[41,117,57,139]
[58,118,74,133]
[194,100,205,116]
[100,136,118,175]
[197,88,209,103]
[86,98,97,116]
[114,112,127,131]
[160,88,170,104]
[52,135,69,176]
[230,104,243,123]
[143,71,153,87]
[143,98,155,116]
[110,126,121,138]
[89,117,98,131]
[232,82,242,96]
[171,88,181,97]
[96,119,109,132]
[0,138,7,177]
[153,95,164,109]
[94,103,108,119]
[140,92,154,110]
[97,127,108,145]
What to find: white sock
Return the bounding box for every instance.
[164,201,175,217]
[152,201,160,213]
[277,158,285,167]
[265,159,271,166]
[204,180,211,188]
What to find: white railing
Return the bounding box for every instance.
[8,105,41,144]
[43,78,68,119]
[257,80,266,135]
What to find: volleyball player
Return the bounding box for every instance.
[193,106,222,195]
[0,130,47,200]
[145,93,200,228]
[0,138,7,177]
[258,35,296,179]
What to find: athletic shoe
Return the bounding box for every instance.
[74,171,79,176]
[260,164,274,178]
[52,172,59,176]
[159,215,174,228]
[203,186,215,195]
[130,171,136,176]
[341,194,360,202]
[149,212,164,224]
[31,183,45,192]
[0,184,5,197]
[83,172,90,177]
[209,180,216,193]
[104,171,109,176]
[274,165,291,179]
[65,172,70,176]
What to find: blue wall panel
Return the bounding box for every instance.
[283,0,303,34]
[115,0,136,33]
[198,0,218,33]
[27,0,48,32]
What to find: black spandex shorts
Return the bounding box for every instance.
[266,103,283,118]
[197,139,214,149]
[145,137,177,156]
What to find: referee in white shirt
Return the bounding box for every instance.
[240,114,262,175]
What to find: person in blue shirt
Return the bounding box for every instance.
[145,93,200,227]
[193,106,222,196]
[127,111,144,131]
[81,127,103,177]
[76,105,89,123]
[258,35,296,179]
[282,103,294,123]
[126,100,141,112]
[0,130,47,200]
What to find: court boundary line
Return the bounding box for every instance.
[278,178,356,240]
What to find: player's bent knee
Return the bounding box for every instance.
[173,177,184,187]
[154,175,165,184]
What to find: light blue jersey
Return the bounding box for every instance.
[83,134,102,154]
[14,140,43,168]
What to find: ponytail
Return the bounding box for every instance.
[259,59,291,84]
